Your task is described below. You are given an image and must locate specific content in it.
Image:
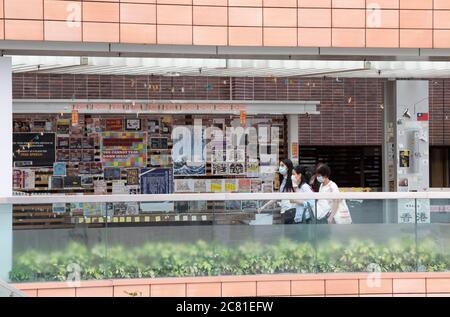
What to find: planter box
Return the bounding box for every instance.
[12,272,450,297]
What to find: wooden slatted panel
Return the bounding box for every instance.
[298,146,382,190]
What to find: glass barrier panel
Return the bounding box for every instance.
[417,198,450,272]
[9,195,450,283]
[314,199,418,273]
[11,203,108,283]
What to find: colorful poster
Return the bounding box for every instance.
[49,176,63,189]
[175,179,195,193]
[105,118,123,131]
[90,162,103,175]
[86,117,101,134]
[94,180,108,195]
[210,179,224,192]
[126,168,139,185]
[150,155,170,166]
[56,119,70,134]
[69,150,82,162]
[13,170,23,189]
[53,162,67,176]
[173,161,206,176]
[101,132,147,167]
[225,179,237,192]
[57,137,69,149]
[81,175,93,187]
[23,169,35,189]
[13,133,56,167]
[140,168,173,194]
[13,119,31,132]
[82,203,106,217]
[32,121,47,132]
[291,142,299,161]
[150,137,168,149]
[126,202,140,215]
[63,176,81,188]
[399,150,410,168]
[82,150,95,162]
[246,161,259,177]
[52,203,66,214]
[56,150,70,162]
[82,137,95,149]
[251,179,262,193]
[238,179,251,193]
[172,124,206,175]
[161,116,172,134]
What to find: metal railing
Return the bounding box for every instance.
[0,279,26,297]
[3,191,450,204]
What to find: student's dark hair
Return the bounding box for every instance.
[279,158,294,192]
[316,164,331,178]
[293,165,312,187]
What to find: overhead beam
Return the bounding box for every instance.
[3,41,450,61]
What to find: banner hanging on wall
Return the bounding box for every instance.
[13,133,56,167]
[140,168,173,194]
[100,132,147,167]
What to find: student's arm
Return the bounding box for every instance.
[327,183,340,224]
[258,200,276,213]
[290,184,312,205]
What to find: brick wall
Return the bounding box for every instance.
[429,80,450,146]
[12,74,450,146]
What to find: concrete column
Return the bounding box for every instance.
[0,57,13,281]
[383,80,430,224]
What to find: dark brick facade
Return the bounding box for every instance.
[12,74,450,146]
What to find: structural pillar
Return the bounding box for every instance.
[0,57,13,281]
[383,80,430,224]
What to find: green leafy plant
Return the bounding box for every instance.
[9,238,450,283]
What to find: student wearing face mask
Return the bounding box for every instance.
[257,159,297,224]
[310,163,325,192]
[315,164,352,224]
[289,165,315,224]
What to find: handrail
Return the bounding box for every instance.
[1,191,450,204]
[0,279,27,297]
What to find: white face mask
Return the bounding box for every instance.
[317,175,324,183]
[279,166,287,176]
[291,175,298,188]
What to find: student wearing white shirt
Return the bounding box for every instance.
[258,159,297,224]
[289,165,315,224]
[315,164,352,224]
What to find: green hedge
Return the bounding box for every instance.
[10,239,450,282]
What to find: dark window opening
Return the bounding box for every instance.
[298,146,382,190]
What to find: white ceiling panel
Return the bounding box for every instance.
[10,56,450,78]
